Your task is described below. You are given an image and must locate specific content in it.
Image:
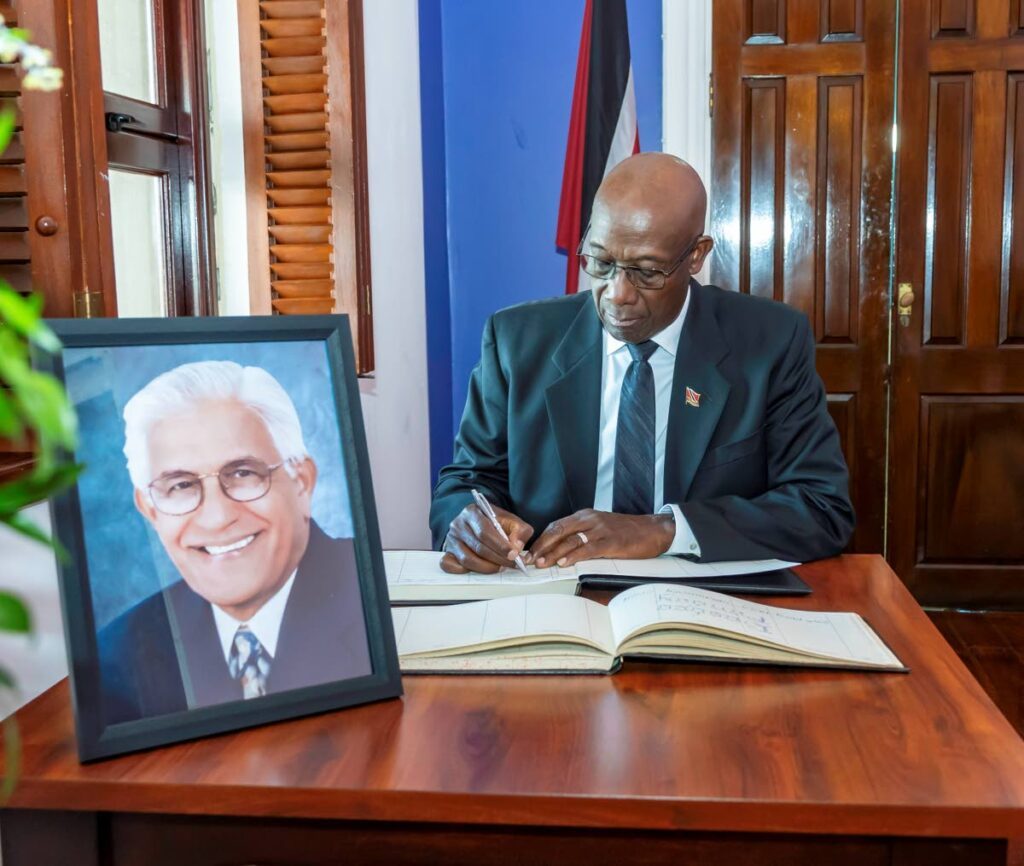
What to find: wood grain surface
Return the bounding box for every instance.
[890,0,1024,607]
[4,556,1024,841]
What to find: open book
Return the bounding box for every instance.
[392,583,906,674]
[385,550,800,602]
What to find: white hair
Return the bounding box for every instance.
[123,360,309,489]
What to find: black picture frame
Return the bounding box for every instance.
[35,315,402,762]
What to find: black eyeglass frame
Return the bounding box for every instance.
[575,224,705,289]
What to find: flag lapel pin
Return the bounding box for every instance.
[685,386,701,408]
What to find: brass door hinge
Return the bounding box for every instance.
[74,291,105,319]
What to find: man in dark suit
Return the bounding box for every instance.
[98,523,369,725]
[98,361,371,725]
[431,153,853,572]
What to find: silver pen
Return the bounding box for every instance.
[470,489,530,576]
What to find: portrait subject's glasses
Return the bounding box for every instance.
[576,226,703,290]
[147,459,285,516]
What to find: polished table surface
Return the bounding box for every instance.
[6,555,1024,846]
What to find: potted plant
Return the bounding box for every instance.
[0,15,75,798]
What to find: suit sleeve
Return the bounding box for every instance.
[679,316,855,562]
[429,315,513,549]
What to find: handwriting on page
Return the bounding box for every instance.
[611,583,897,664]
[652,585,775,636]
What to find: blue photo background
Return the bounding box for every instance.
[63,340,354,630]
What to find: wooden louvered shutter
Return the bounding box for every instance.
[0,15,31,478]
[0,0,84,478]
[239,0,373,373]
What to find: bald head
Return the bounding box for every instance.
[583,153,713,343]
[594,153,707,242]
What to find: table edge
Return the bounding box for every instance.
[6,781,1024,840]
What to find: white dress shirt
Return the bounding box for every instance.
[592,294,702,557]
[212,570,298,664]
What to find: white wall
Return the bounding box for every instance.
[0,504,65,715]
[663,0,713,282]
[203,0,433,547]
[205,0,251,316]
[360,0,432,548]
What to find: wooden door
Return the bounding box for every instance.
[0,0,104,477]
[890,0,1024,607]
[712,0,896,554]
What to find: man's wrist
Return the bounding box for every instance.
[651,512,676,555]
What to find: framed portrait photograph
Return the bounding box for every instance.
[35,316,402,761]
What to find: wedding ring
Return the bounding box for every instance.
[576,531,589,545]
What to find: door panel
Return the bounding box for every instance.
[1003,73,1024,343]
[713,0,896,554]
[891,0,1024,606]
[96,0,160,105]
[107,169,170,317]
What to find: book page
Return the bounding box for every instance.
[384,550,797,586]
[384,550,579,587]
[607,583,901,667]
[391,594,617,657]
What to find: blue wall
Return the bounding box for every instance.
[419,0,454,493]
[420,0,662,482]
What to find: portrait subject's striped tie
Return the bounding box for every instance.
[228,626,271,699]
[612,340,658,515]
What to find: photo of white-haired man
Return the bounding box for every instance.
[97,360,371,725]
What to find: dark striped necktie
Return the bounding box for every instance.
[612,340,658,515]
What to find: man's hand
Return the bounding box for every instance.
[529,509,675,568]
[440,503,534,574]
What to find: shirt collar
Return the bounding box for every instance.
[603,287,691,358]
[212,570,298,664]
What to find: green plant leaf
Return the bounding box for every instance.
[10,371,77,449]
[0,103,16,155]
[26,318,61,353]
[0,328,30,386]
[1,511,51,546]
[0,390,24,439]
[2,510,71,562]
[1,716,21,803]
[0,592,30,633]
[7,292,61,354]
[0,462,81,514]
[0,287,40,339]
[0,666,13,690]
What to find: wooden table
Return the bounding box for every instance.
[3,555,1023,865]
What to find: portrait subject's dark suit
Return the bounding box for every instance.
[97,523,371,725]
[430,282,854,562]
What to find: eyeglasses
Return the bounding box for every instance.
[576,226,703,290]
[147,459,285,516]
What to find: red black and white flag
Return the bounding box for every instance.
[555,0,640,294]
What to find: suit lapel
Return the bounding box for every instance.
[664,282,732,504]
[271,527,321,690]
[168,580,240,708]
[271,525,371,691]
[545,298,603,512]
